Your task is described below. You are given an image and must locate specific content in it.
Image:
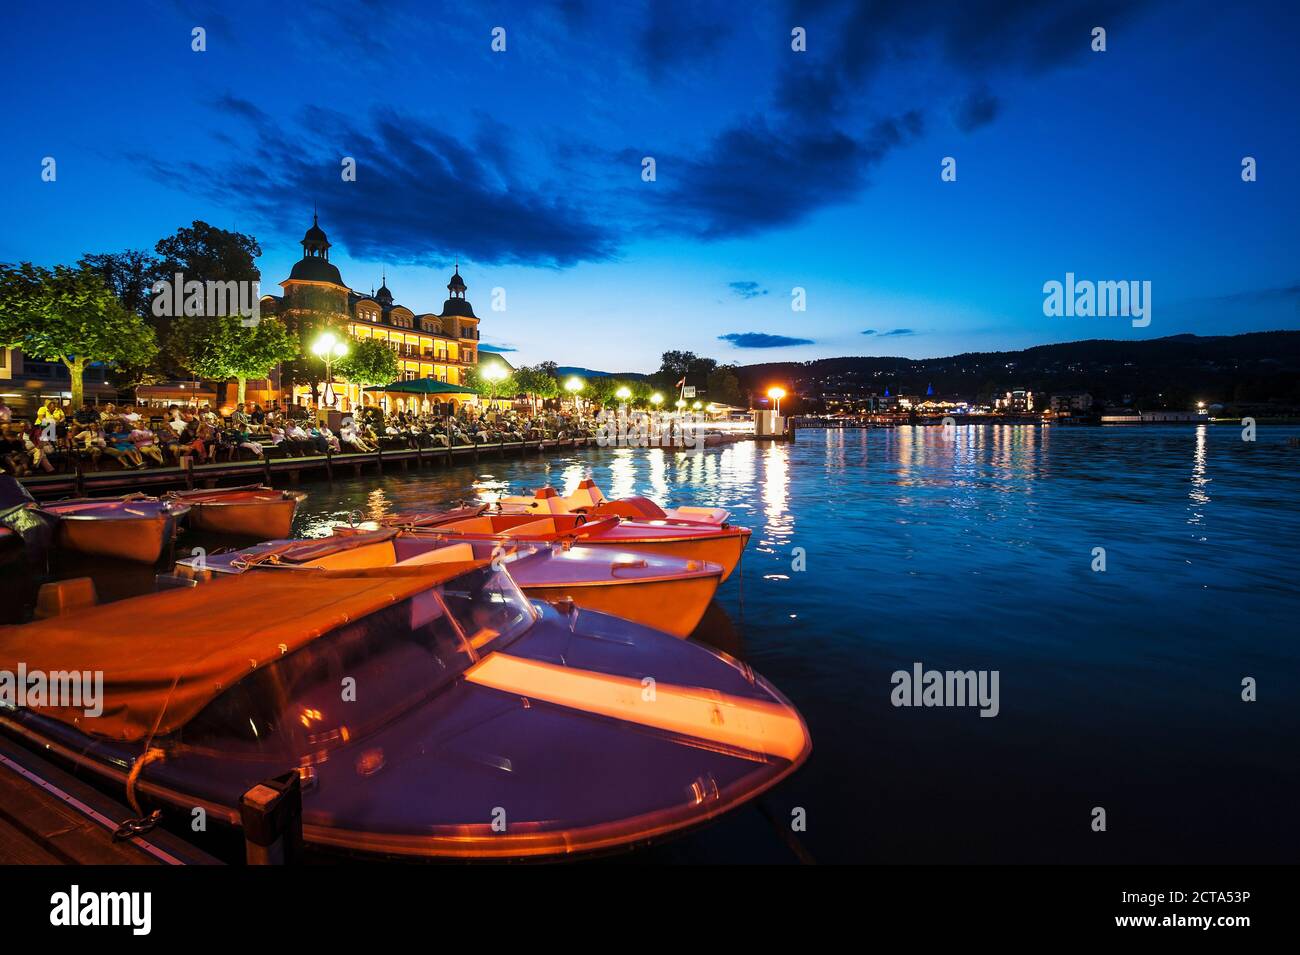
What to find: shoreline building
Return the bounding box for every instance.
[258,215,481,413]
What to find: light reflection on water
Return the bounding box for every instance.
[281,425,1300,862]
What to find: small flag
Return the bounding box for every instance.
[675,377,686,389]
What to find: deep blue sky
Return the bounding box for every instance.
[1,0,1297,372]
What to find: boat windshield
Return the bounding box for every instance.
[177,565,537,757]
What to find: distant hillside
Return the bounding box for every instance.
[553,366,649,381]
[733,331,1300,409]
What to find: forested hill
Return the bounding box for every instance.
[733,331,1300,407]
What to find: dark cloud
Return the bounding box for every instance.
[880,328,915,336]
[137,104,618,268]
[641,0,734,76]
[1206,282,1300,304]
[780,0,1157,111]
[212,94,269,124]
[953,85,1000,132]
[719,332,815,348]
[729,281,769,299]
[649,111,924,238]
[861,329,876,335]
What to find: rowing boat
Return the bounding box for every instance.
[173,529,724,638]
[391,510,751,582]
[502,479,730,525]
[43,496,189,565]
[168,485,306,538]
[0,565,810,859]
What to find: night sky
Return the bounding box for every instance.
[1,0,1297,371]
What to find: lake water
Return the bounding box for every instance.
[38,424,1300,863]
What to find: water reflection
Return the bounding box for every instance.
[1188,424,1211,523]
[760,444,793,556]
[608,450,636,501]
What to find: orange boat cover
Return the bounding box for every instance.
[0,565,483,742]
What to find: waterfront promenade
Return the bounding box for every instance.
[16,435,598,500]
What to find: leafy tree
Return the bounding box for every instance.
[154,221,261,283]
[78,249,163,316]
[335,337,400,389]
[654,350,719,393]
[585,375,619,408]
[0,263,158,406]
[173,315,299,404]
[707,363,745,407]
[151,221,263,380]
[513,365,560,413]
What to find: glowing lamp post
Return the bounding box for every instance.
[767,386,787,415]
[312,331,349,409]
[565,376,584,410]
[616,385,632,405]
[481,362,507,410]
[675,398,687,410]
[650,392,664,408]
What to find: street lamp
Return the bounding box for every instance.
[767,386,786,415]
[312,330,349,409]
[616,385,631,402]
[650,392,664,407]
[692,400,702,411]
[565,376,584,410]
[675,398,687,410]
[481,362,507,411]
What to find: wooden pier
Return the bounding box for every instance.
[0,733,219,865]
[17,436,597,500]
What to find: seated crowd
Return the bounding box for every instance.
[0,396,597,477]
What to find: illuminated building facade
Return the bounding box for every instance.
[259,216,481,412]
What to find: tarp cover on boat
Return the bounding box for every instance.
[0,565,483,742]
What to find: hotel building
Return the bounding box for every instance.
[259,216,481,412]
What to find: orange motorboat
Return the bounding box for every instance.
[393,508,751,583]
[168,484,306,538]
[174,529,725,638]
[43,496,190,565]
[502,479,730,525]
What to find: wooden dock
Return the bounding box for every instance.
[0,734,219,865]
[18,436,596,500]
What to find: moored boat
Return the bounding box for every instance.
[502,479,731,525]
[173,528,724,638]
[168,484,306,538]
[390,510,751,582]
[0,564,810,859]
[44,496,189,565]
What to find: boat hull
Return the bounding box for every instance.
[0,595,811,861]
[576,529,749,582]
[56,512,181,564]
[520,573,717,638]
[187,497,299,538]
